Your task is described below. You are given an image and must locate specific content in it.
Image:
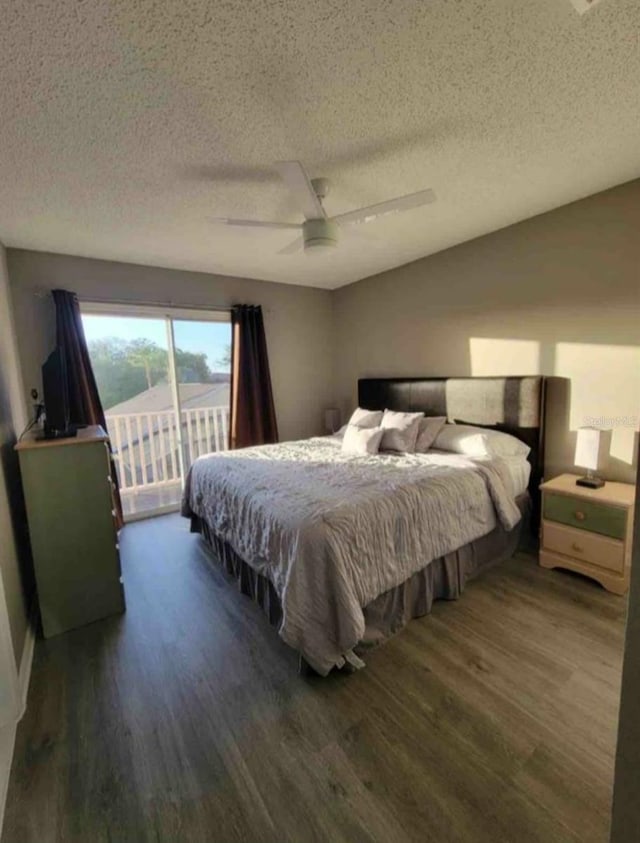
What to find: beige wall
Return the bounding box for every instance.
[6,250,334,444]
[6,182,640,481]
[0,244,31,666]
[333,179,640,483]
[610,464,640,841]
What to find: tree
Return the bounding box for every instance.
[88,337,149,410]
[216,344,231,369]
[126,339,168,390]
[175,349,213,383]
[87,337,218,410]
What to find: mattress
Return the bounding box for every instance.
[182,436,522,674]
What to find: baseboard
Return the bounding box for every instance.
[0,723,16,837]
[17,609,36,719]
[0,604,36,838]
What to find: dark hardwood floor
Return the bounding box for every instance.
[3,514,626,843]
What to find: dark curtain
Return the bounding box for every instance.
[52,289,124,529]
[229,305,279,449]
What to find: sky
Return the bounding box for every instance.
[81,314,231,372]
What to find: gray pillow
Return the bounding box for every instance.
[432,423,531,458]
[415,416,447,453]
[347,407,384,429]
[341,424,384,455]
[380,410,423,453]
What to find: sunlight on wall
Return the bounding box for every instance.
[468,336,639,479]
[469,338,540,376]
[555,342,640,467]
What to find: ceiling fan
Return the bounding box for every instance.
[212,160,436,255]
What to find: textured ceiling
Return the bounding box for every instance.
[1,0,639,290]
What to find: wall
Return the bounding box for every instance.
[333,179,640,483]
[610,463,640,841]
[0,244,31,669]
[6,250,334,444]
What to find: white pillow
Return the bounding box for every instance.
[432,423,531,458]
[380,410,424,453]
[347,407,384,429]
[341,425,384,456]
[415,416,447,453]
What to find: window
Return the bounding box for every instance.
[81,303,231,520]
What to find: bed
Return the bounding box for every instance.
[182,376,546,675]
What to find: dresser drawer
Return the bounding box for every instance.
[543,521,624,574]
[543,492,627,540]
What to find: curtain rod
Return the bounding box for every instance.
[32,289,238,312]
[79,296,232,313]
[32,289,271,314]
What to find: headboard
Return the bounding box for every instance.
[358,376,546,522]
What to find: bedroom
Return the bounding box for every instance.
[0,1,639,841]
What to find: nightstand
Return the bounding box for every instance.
[539,474,635,595]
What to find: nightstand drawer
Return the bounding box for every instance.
[543,492,627,539]
[543,521,624,574]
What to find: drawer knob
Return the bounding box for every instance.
[574,511,586,521]
[571,542,584,553]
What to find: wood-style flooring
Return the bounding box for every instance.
[3,514,626,843]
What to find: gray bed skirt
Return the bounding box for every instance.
[189,494,529,669]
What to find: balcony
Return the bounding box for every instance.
[105,405,229,519]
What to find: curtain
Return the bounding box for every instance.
[229,304,279,449]
[52,289,124,529]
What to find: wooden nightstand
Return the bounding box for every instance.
[539,474,635,595]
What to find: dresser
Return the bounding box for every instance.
[16,425,125,638]
[539,473,635,595]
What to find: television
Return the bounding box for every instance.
[42,348,73,438]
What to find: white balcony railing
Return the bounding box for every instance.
[105,405,229,492]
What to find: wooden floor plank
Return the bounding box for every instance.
[2,515,625,842]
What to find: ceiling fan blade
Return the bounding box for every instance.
[333,188,436,227]
[347,226,376,242]
[274,161,326,221]
[277,236,304,255]
[211,218,301,230]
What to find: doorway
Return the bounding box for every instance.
[81,304,231,521]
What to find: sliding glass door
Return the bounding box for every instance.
[81,305,231,521]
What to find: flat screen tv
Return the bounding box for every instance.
[42,347,73,438]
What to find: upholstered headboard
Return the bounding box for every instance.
[358,376,546,519]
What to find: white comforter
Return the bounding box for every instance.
[182,436,521,675]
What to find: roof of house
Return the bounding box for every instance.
[106,380,230,416]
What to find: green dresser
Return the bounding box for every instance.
[539,473,635,595]
[17,426,125,638]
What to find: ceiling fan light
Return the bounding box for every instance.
[303,218,338,253]
[304,238,338,254]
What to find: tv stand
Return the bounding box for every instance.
[39,428,78,441]
[15,425,125,637]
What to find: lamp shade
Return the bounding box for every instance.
[574,427,601,472]
[323,407,341,433]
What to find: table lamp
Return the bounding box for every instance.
[574,427,604,489]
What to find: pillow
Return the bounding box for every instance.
[341,425,384,456]
[380,410,424,453]
[432,423,531,458]
[347,407,384,429]
[415,416,447,453]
